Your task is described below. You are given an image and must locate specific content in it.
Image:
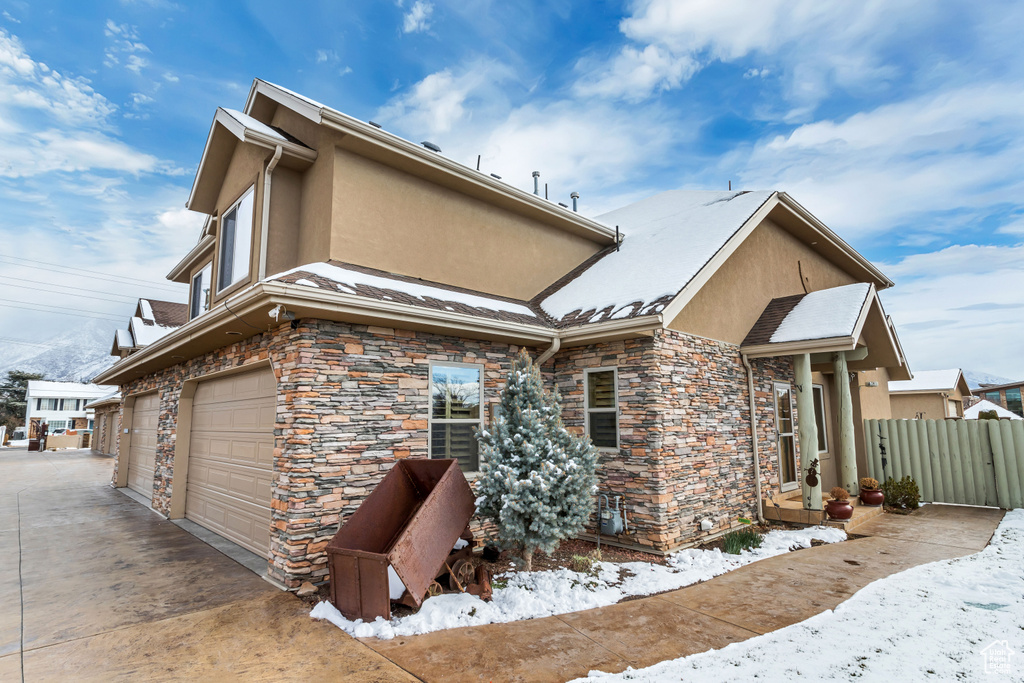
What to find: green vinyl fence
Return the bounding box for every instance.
[864,419,1024,509]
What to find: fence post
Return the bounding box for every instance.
[885,419,902,481]
[988,420,1013,509]
[998,421,1023,509]
[897,420,913,486]
[907,419,928,500]
[1011,420,1024,504]
[978,421,1000,507]
[924,420,943,501]
[916,420,933,501]
[955,421,977,506]
[945,420,966,505]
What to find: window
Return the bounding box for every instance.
[429,363,483,472]
[984,391,1002,405]
[1006,388,1023,417]
[190,263,212,319]
[812,384,828,453]
[774,382,798,489]
[585,368,618,449]
[37,398,58,411]
[216,187,255,292]
[48,420,67,430]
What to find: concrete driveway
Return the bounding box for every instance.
[0,447,413,682]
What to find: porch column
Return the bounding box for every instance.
[833,351,859,495]
[793,353,821,510]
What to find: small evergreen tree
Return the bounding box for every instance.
[475,348,599,571]
[0,370,44,433]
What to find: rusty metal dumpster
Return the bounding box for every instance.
[327,458,476,621]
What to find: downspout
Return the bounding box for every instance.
[535,335,560,366]
[742,353,766,524]
[257,145,283,281]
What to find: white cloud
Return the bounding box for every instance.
[730,84,1024,238]
[162,72,179,83]
[573,44,697,102]
[2,10,20,23]
[402,0,433,34]
[125,55,148,74]
[104,18,151,75]
[315,48,338,64]
[878,244,1024,379]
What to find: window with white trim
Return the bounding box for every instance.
[585,368,618,449]
[48,420,67,430]
[191,263,212,319]
[36,398,58,411]
[812,384,828,453]
[216,186,255,292]
[429,363,483,472]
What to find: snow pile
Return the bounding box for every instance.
[577,509,1024,682]
[770,283,871,343]
[1,439,29,448]
[965,399,1022,420]
[310,526,845,640]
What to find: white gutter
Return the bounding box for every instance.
[258,146,283,280]
[742,353,766,524]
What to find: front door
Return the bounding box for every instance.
[774,382,798,491]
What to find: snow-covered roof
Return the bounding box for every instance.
[220,108,294,144]
[84,391,121,409]
[129,316,179,347]
[271,261,547,326]
[889,369,965,394]
[27,380,110,399]
[770,283,872,343]
[964,399,1022,420]
[114,329,134,349]
[538,190,773,324]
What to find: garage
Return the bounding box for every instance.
[126,392,159,497]
[185,367,276,555]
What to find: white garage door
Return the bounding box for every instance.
[126,392,159,497]
[186,367,276,555]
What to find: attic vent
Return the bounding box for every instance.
[421,141,441,153]
[368,120,382,128]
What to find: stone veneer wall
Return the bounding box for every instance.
[115,318,796,586]
[116,319,527,587]
[553,329,794,553]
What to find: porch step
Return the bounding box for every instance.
[761,497,884,532]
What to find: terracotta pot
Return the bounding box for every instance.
[859,489,884,506]
[826,499,854,520]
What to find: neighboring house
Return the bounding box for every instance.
[888,369,972,419]
[974,380,1024,418]
[25,381,111,432]
[86,392,122,456]
[964,399,1022,420]
[111,299,189,359]
[94,79,910,589]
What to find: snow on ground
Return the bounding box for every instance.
[311,526,845,640]
[1,439,28,448]
[575,509,1024,682]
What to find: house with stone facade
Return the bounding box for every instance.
[94,79,910,589]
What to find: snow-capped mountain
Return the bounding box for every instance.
[0,320,118,384]
[963,370,1018,390]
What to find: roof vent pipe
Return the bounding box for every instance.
[532,171,540,195]
[571,192,579,212]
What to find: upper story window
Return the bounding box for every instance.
[217,186,255,293]
[429,363,483,472]
[190,263,212,319]
[36,398,58,411]
[585,368,618,449]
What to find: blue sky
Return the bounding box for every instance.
[1,0,1022,378]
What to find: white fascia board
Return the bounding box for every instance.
[557,314,663,346]
[660,192,780,325]
[740,336,859,359]
[776,193,894,289]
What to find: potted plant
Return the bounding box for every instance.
[825,487,854,521]
[859,477,884,506]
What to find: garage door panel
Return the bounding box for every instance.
[127,393,159,498]
[186,367,275,556]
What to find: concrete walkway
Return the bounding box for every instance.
[0,447,415,682]
[0,447,1005,682]
[359,504,1005,682]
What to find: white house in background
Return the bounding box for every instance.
[111,298,189,359]
[965,399,1023,420]
[25,381,112,431]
